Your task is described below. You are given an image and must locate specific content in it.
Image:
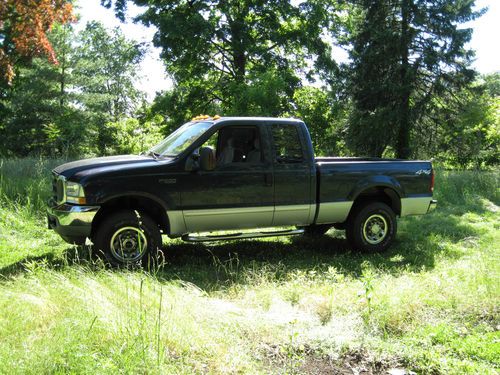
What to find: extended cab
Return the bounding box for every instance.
[47,117,437,265]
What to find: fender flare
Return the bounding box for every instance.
[348,175,405,201]
[93,192,171,234]
[348,176,403,215]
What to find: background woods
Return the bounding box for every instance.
[0,0,498,168]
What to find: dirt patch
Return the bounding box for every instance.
[263,344,407,375]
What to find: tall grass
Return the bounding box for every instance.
[0,158,72,269]
[0,269,263,374]
[435,169,499,208]
[0,157,69,211]
[0,158,498,374]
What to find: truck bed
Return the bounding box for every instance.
[313,157,434,224]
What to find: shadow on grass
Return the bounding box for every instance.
[0,207,481,292]
[0,246,97,280]
[153,209,477,291]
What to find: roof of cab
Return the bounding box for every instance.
[194,116,303,124]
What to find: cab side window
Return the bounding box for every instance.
[200,126,263,167]
[271,124,304,163]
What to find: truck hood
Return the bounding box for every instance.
[53,155,165,180]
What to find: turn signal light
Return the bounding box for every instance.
[67,197,87,205]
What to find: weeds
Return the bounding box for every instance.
[283,319,305,374]
[315,295,334,326]
[360,262,375,322]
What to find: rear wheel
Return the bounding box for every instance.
[92,210,162,267]
[346,202,396,252]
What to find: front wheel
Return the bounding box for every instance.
[92,210,162,267]
[346,202,396,252]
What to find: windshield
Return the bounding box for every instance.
[149,121,213,157]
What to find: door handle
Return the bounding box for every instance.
[264,173,273,186]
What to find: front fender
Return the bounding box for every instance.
[100,191,169,210]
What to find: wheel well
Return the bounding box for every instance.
[91,196,169,237]
[353,187,401,216]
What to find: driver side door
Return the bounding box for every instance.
[180,123,274,232]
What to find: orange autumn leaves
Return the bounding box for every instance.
[0,0,74,83]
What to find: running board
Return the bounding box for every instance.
[181,228,305,243]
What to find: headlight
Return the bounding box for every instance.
[65,181,86,205]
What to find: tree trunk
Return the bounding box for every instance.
[59,61,65,108]
[229,14,247,113]
[396,0,411,159]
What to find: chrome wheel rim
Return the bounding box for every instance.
[110,226,148,262]
[362,214,388,245]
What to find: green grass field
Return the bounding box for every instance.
[0,158,499,374]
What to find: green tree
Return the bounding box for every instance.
[428,73,499,169]
[73,21,145,154]
[106,0,337,120]
[104,115,165,155]
[0,24,86,156]
[344,0,481,158]
[292,86,347,156]
[0,21,148,157]
[344,1,400,157]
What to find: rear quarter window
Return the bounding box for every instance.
[271,124,304,163]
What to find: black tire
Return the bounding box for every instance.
[92,210,162,267]
[346,202,396,252]
[302,224,332,237]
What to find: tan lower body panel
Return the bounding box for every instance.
[166,210,187,235]
[315,201,353,224]
[400,197,433,216]
[272,204,315,226]
[168,197,434,234]
[169,201,360,235]
[182,206,274,233]
[169,204,316,235]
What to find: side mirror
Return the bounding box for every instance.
[185,149,200,172]
[199,146,216,171]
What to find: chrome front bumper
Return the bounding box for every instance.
[47,199,100,244]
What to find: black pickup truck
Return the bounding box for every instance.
[48,116,436,265]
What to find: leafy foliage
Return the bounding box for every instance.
[75,22,144,121]
[430,73,500,169]
[0,24,83,156]
[74,21,146,154]
[104,115,165,155]
[108,0,337,119]
[343,0,482,158]
[0,22,160,157]
[292,86,347,156]
[0,0,74,83]
[0,0,497,169]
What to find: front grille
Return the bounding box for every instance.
[52,173,65,204]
